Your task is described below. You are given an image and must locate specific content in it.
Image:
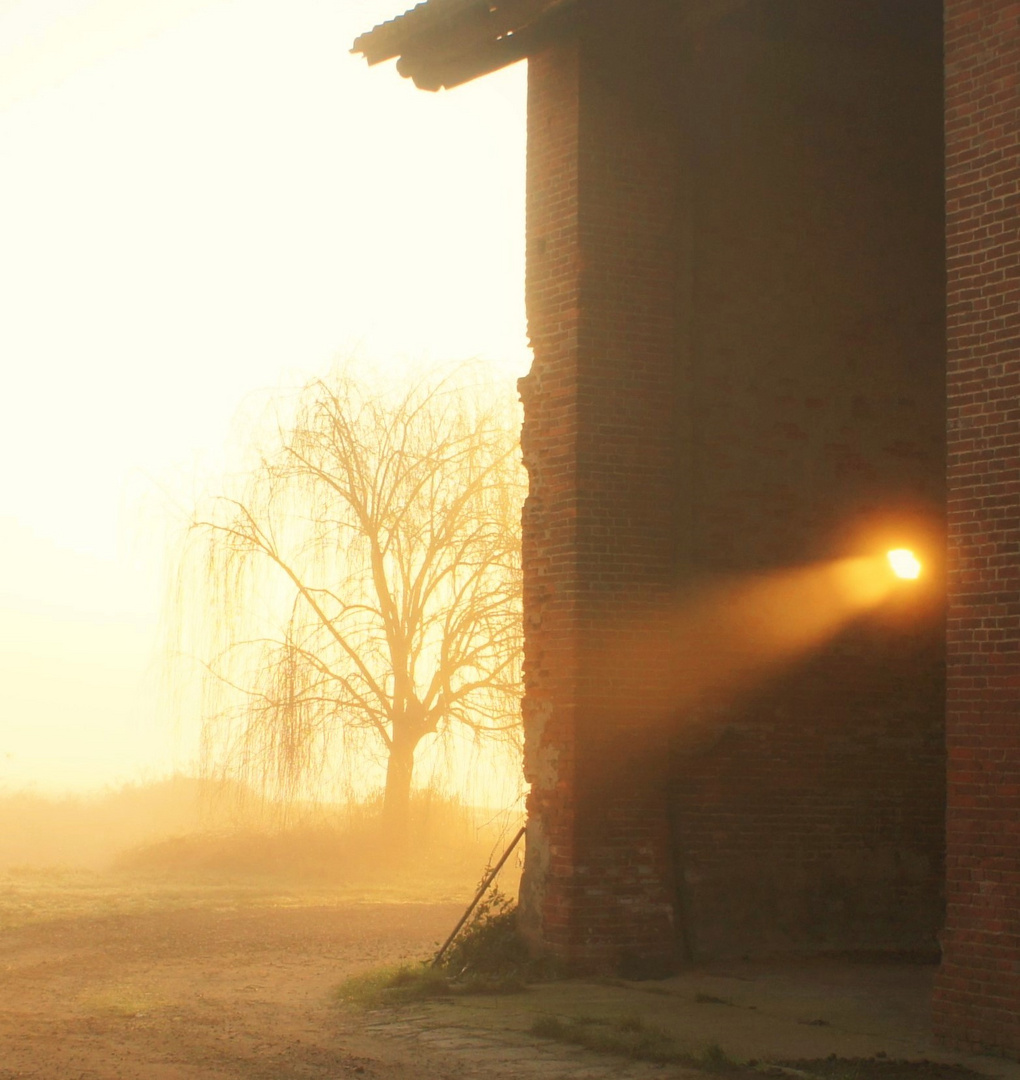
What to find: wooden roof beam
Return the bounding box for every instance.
[352,0,574,90]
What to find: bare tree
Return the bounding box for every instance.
[174,369,525,844]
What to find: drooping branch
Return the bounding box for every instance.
[168,366,525,826]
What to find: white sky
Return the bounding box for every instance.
[0,0,528,793]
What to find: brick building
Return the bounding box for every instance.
[354,0,1020,1058]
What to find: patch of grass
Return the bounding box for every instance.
[531,1014,570,1039]
[695,992,735,1006]
[79,982,167,1017]
[771,1058,988,1080]
[529,1013,738,1071]
[336,885,549,1008]
[337,965,455,1006]
[0,867,293,932]
[702,1042,735,1071]
[336,962,525,1007]
[0,865,481,937]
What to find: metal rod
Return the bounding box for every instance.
[431,824,526,968]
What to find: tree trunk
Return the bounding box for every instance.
[381,737,416,857]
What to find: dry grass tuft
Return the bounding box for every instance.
[529,1013,737,1069]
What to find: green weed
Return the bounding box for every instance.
[335,886,548,1007]
[529,1013,738,1070]
[701,1042,736,1071]
[336,964,454,1006]
[438,889,533,977]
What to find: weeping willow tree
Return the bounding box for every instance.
[175,369,525,844]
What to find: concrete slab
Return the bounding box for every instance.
[360,961,1020,1079]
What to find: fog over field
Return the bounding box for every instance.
[0,776,525,1080]
[0,0,528,799]
[0,776,523,890]
[0,6,533,1079]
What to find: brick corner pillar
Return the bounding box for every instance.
[517,24,683,976]
[934,0,1020,1058]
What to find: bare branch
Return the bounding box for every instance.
[167,365,525,825]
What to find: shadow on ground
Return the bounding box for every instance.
[351,960,1020,1080]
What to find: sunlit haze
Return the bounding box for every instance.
[590,555,913,738]
[0,0,527,793]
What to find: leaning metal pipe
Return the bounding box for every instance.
[431,824,526,968]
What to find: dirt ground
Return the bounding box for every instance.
[2,871,1017,1080]
[0,871,482,1080]
[0,871,683,1080]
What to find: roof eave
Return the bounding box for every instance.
[352,0,575,91]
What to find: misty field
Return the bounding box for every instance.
[0,779,524,1079]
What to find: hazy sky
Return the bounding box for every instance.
[0,0,528,792]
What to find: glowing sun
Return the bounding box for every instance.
[887,548,922,580]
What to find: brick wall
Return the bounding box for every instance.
[671,0,947,960]
[517,37,584,959]
[519,0,947,973]
[518,0,683,973]
[934,0,1020,1057]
